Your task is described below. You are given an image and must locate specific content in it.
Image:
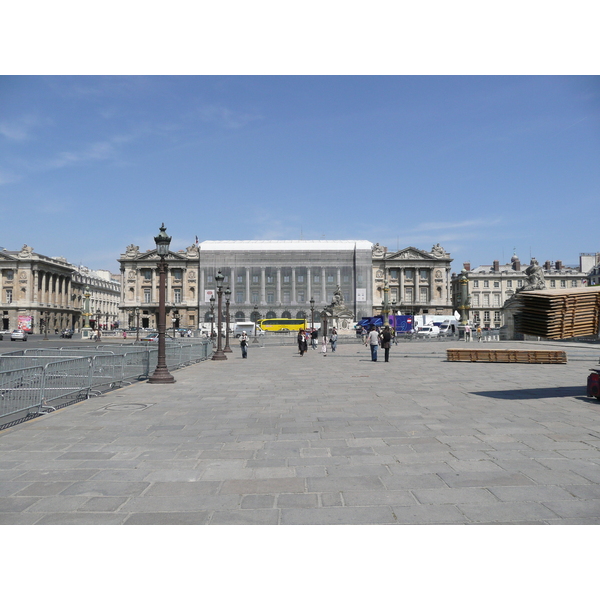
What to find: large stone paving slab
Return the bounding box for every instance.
[1,338,600,524]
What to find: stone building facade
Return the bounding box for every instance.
[452,252,591,329]
[0,244,120,333]
[118,243,200,331]
[197,240,374,324]
[370,243,454,317]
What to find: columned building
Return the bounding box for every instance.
[371,243,454,317]
[197,240,373,324]
[0,245,78,333]
[118,243,200,331]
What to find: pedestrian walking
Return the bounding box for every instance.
[297,329,308,356]
[476,326,482,342]
[330,328,338,352]
[321,335,327,356]
[311,328,318,350]
[240,331,249,358]
[123,330,127,339]
[365,325,379,362]
[464,324,471,342]
[381,325,392,362]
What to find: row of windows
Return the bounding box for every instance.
[205,274,359,284]
[472,279,578,288]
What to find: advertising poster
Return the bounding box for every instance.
[18,315,33,332]
[356,288,366,302]
[205,290,215,303]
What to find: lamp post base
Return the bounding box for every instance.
[148,366,176,384]
[212,350,227,361]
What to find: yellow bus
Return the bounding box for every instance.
[257,318,307,332]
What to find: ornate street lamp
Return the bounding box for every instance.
[209,295,215,342]
[134,307,140,342]
[382,280,390,327]
[149,223,176,384]
[458,268,471,338]
[252,304,260,343]
[212,270,227,360]
[224,287,232,353]
[310,297,315,330]
[322,305,328,341]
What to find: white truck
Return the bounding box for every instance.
[233,322,261,338]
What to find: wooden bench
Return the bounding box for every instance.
[446,348,567,364]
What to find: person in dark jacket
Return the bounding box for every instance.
[381,325,392,362]
[297,330,308,356]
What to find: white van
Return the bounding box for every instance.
[233,322,261,338]
[416,325,440,337]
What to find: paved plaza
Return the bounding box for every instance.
[1,337,600,524]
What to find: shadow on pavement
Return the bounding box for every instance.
[472,386,585,400]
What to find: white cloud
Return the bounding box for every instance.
[197,105,263,129]
[0,115,43,141]
[46,133,135,169]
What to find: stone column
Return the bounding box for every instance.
[307,267,312,303]
[276,268,282,304]
[33,270,39,303]
[199,267,205,305]
[321,268,326,304]
[151,267,157,304]
[245,267,250,304]
[260,267,266,304]
[291,267,296,304]
[337,268,341,287]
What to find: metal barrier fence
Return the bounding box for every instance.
[0,340,212,429]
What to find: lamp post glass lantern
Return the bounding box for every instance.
[148,223,176,383]
[212,270,227,360]
[224,287,232,352]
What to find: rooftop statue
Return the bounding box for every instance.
[517,258,546,292]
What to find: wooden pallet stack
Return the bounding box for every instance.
[447,348,567,364]
[514,287,600,339]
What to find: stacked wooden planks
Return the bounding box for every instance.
[447,348,567,364]
[514,287,600,339]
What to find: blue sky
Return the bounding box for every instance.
[1,75,598,273]
[0,76,600,270]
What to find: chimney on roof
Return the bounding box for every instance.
[493,260,499,272]
[555,260,563,270]
[544,260,551,270]
[463,262,471,272]
[513,259,521,271]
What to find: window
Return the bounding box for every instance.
[391,289,398,302]
[267,293,274,303]
[252,275,259,283]
[267,276,273,283]
[172,269,182,280]
[143,269,152,281]
[5,270,13,281]
[517,280,523,287]
[484,280,489,288]
[494,311,501,321]
[550,280,556,287]
[484,311,490,321]
[419,269,428,280]
[483,294,490,306]
[571,280,577,287]
[390,270,397,280]
[144,288,151,303]
[419,287,428,303]
[493,294,501,306]
[189,315,195,324]
[236,291,244,303]
[473,312,480,322]
[237,275,243,283]
[507,280,512,288]
[357,275,363,284]
[405,288,413,302]
[314,275,320,283]
[6,289,12,303]
[405,270,414,281]
[283,292,290,303]
[174,289,181,303]
[298,292,304,302]
[283,276,290,283]
[207,275,213,283]
[327,275,334,283]
[473,280,479,288]
[251,293,259,304]
[494,281,500,288]
[472,294,480,306]
[343,275,350,283]
[298,275,304,283]
[560,280,566,288]
[313,292,320,302]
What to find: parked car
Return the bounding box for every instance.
[11,329,28,341]
[60,328,73,338]
[141,333,174,342]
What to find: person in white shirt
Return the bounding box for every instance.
[365,326,380,362]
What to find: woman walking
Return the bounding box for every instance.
[330,328,338,352]
[297,329,308,356]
